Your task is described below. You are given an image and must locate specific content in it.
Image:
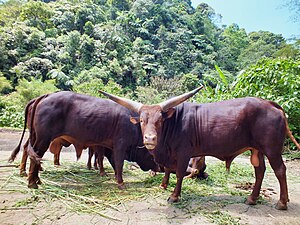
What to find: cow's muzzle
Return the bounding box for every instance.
[144,134,157,150]
[145,144,156,150]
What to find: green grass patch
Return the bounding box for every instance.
[283,150,300,160]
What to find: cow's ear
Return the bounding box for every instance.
[130,116,140,124]
[163,107,175,119]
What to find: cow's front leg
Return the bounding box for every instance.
[160,167,171,189]
[98,154,106,176]
[87,148,94,170]
[168,156,189,203]
[115,162,125,189]
[113,147,126,189]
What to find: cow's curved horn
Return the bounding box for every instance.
[99,90,143,113]
[159,86,203,112]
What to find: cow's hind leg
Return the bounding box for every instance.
[27,141,49,189]
[246,151,265,205]
[28,158,40,189]
[267,155,289,210]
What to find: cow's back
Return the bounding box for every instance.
[33,91,139,148]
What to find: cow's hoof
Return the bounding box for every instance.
[99,172,107,177]
[245,196,257,205]
[28,182,38,189]
[167,196,180,203]
[159,184,167,190]
[199,172,209,180]
[275,201,287,210]
[117,183,125,190]
[20,171,27,177]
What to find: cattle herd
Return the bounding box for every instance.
[9,87,300,211]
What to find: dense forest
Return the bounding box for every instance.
[0,0,299,148]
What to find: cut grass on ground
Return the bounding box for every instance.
[1,159,269,224]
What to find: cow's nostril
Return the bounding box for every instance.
[144,134,157,142]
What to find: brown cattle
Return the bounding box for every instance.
[100,87,300,210]
[12,91,161,189]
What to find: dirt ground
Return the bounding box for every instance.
[0,128,300,225]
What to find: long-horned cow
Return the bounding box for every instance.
[100,87,300,210]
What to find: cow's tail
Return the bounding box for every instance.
[286,126,300,150]
[269,101,300,150]
[27,139,42,164]
[8,99,35,162]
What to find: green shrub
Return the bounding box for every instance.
[0,105,23,128]
[73,78,122,98]
[16,78,59,107]
[0,72,12,94]
[0,79,58,128]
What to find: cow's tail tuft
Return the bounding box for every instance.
[27,141,42,164]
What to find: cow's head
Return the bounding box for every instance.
[100,87,203,150]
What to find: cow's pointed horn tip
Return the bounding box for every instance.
[194,85,204,93]
[98,90,107,95]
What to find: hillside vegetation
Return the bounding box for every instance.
[0,0,299,148]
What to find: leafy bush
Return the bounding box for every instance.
[15,78,59,107]
[0,105,23,128]
[0,72,12,94]
[73,78,122,98]
[135,76,185,104]
[195,65,234,103]
[0,79,58,128]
